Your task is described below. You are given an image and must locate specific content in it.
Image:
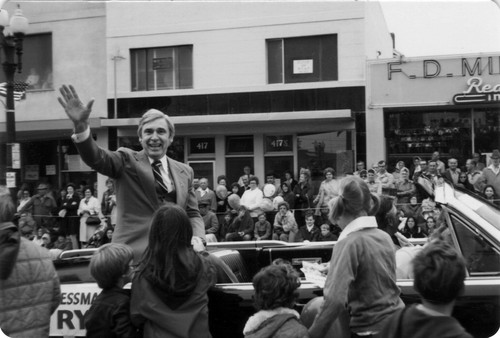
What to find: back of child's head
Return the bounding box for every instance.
[412,240,466,304]
[252,262,300,311]
[328,176,379,223]
[90,243,134,289]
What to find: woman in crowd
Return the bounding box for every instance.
[273,201,298,242]
[77,186,101,247]
[131,204,216,337]
[375,195,400,248]
[279,182,295,210]
[17,188,32,214]
[392,160,406,182]
[400,216,426,238]
[293,170,313,228]
[101,178,117,227]
[456,172,474,191]
[308,176,404,338]
[225,205,254,241]
[240,176,264,223]
[483,185,499,206]
[313,167,339,218]
[31,227,47,246]
[60,183,80,250]
[283,170,298,191]
[401,196,425,226]
[424,216,437,236]
[395,168,416,206]
[101,227,114,245]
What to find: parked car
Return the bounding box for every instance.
[50,180,500,338]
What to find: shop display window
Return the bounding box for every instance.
[386,108,499,165]
[385,110,472,163]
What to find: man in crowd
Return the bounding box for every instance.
[473,152,486,171]
[195,178,217,212]
[18,182,57,230]
[353,161,365,177]
[376,160,395,190]
[477,149,500,195]
[431,151,446,174]
[465,158,482,192]
[443,158,461,186]
[57,84,204,261]
[199,200,219,242]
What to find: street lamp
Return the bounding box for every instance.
[0,4,28,144]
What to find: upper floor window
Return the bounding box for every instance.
[0,33,53,91]
[267,34,338,84]
[131,45,193,91]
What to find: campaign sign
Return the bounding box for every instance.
[49,283,101,337]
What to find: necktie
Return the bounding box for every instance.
[152,160,171,193]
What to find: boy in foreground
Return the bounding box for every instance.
[84,243,142,338]
[380,240,472,338]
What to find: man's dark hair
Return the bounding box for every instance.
[412,240,466,304]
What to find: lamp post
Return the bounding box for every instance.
[0,4,28,186]
[0,4,28,143]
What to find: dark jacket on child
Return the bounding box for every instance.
[85,287,141,338]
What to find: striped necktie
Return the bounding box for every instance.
[152,160,170,194]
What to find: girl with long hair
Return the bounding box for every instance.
[308,176,403,338]
[130,204,216,337]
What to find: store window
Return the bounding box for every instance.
[225,135,254,185]
[264,135,294,181]
[267,34,338,84]
[0,34,53,90]
[297,131,354,193]
[473,108,500,155]
[131,45,193,91]
[385,109,480,166]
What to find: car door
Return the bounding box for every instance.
[442,206,500,338]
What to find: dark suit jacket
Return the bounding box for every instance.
[74,135,204,260]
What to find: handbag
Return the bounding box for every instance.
[86,215,101,226]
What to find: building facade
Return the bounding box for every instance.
[1,2,394,196]
[367,53,500,169]
[105,1,392,188]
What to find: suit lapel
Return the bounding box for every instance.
[136,151,158,206]
[167,158,186,204]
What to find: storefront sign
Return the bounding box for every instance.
[453,77,500,104]
[387,56,500,80]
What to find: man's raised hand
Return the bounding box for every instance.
[58,85,94,133]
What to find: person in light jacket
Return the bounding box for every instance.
[0,186,61,338]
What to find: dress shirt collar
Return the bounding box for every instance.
[148,156,168,169]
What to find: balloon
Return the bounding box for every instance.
[272,196,284,210]
[227,194,240,210]
[260,198,273,212]
[215,185,228,199]
[263,184,276,198]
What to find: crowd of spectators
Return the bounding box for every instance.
[12,177,118,259]
[193,148,500,244]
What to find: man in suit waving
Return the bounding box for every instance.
[58,85,204,260]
